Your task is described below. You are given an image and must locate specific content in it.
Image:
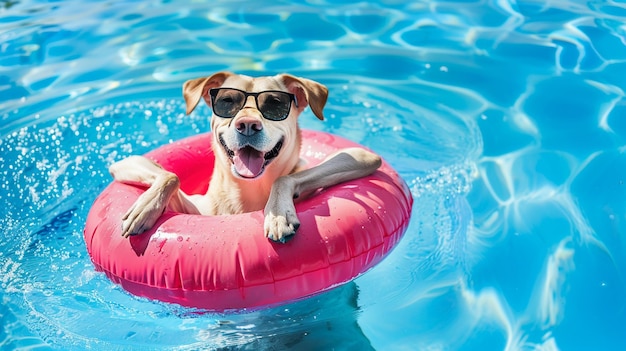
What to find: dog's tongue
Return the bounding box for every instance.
[233,147,265,178]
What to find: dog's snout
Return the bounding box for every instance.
[236,117,263,136]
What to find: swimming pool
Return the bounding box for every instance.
[1,0,625,349]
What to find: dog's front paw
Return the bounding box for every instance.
[264,207,300,243]
[121,189,166,238]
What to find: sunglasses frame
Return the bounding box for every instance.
[208,88,298,121]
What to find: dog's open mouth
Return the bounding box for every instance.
[219,135,283,179]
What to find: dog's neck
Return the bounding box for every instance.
[205,166,273,215]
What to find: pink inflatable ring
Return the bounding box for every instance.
[84,130,413,310]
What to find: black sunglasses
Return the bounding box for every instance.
[209,88,298,121]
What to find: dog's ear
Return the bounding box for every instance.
[280,74,328,121]
[183,72,233,115]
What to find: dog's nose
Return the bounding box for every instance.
[236,117,263,136]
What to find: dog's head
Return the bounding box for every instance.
[183,72,328,181]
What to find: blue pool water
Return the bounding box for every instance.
[1,0,626,349]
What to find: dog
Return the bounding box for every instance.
[109,72,381,242]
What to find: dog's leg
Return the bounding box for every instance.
[109,156,200,237]
[264,148,381,242]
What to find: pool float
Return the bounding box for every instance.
[84,130,413,310]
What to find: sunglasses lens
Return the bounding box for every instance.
[210,89,293,121]
[212,89,244,117]
[258,91,292,121]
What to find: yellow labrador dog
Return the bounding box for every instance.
[109,72,381,242]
